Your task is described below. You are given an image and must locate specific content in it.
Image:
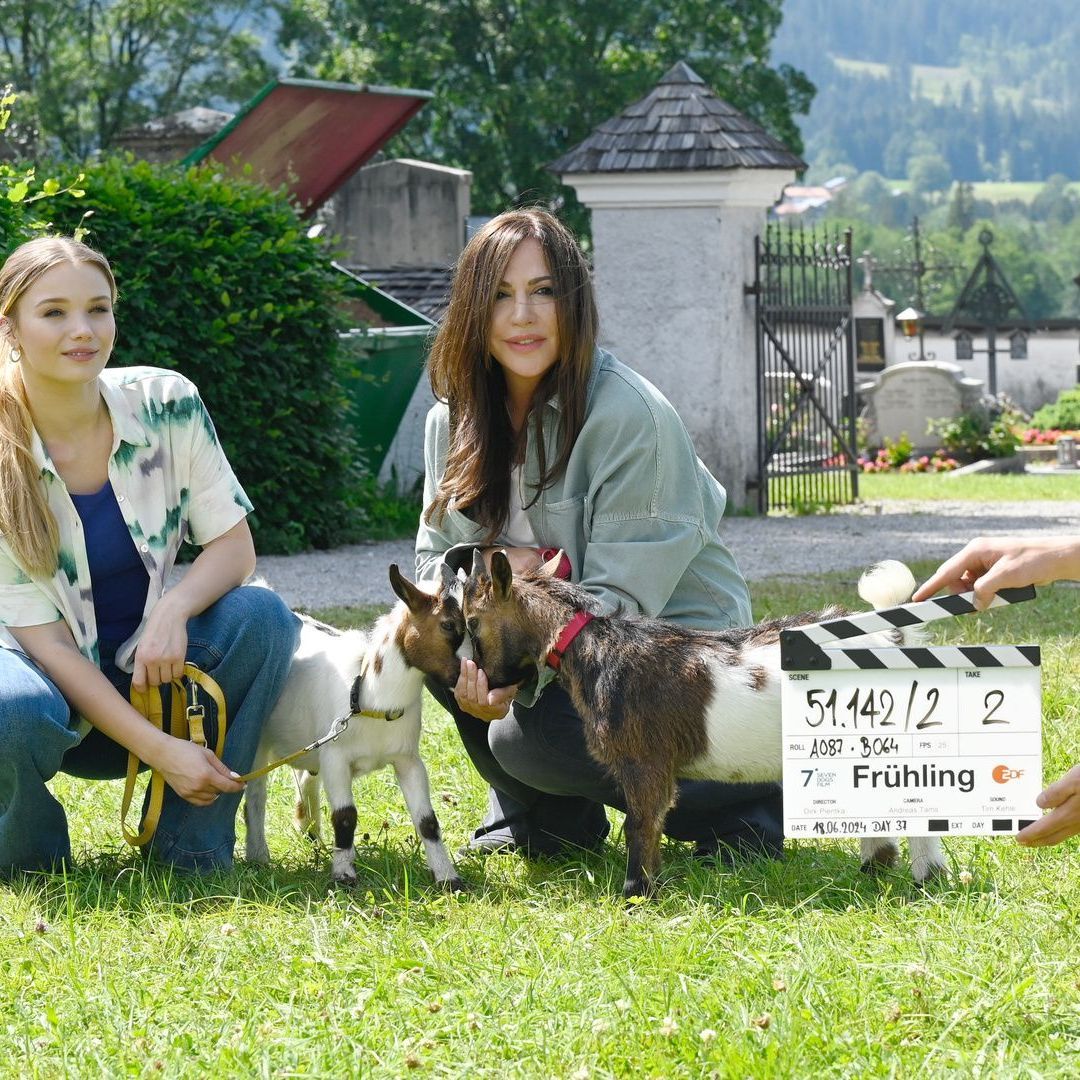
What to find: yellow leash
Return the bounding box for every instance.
[123,665,407,845]
[242,664,405,780]
[238,704,407,782]
[238,712,354,781]
[123,663,226,848]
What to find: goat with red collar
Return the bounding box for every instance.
[463,550,944,899]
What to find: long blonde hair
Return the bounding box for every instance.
[0,236,117,577]
[425,209,598,538]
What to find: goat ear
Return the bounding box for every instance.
[470,546,489,584]
[490,549,513,600]
[389,563,432,615]
[440,562,460,593]
[537,548,566,577]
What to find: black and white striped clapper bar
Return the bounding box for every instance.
[779,585,1043,840]
[780,586,1040,672]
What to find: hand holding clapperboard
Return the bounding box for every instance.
[779,586,1042,839]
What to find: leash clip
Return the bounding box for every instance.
[185,676,208,747]
[327,713,352,741]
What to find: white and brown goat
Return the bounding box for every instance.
[463,551,945,898]
[244,565,466,890]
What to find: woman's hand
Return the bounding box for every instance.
[454,657,519,722]
[133,594,190,690]
[1016,764,1080,847]
[151,736,245,806]
[485,546,544,576]
[913,536,1080,609]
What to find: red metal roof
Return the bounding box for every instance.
[183,77,432,215]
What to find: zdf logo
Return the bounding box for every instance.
[992,765,1025,784]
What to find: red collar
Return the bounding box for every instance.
[546,611,595,670]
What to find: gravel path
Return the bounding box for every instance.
[247,499,1080,610]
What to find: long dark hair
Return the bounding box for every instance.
[425,209,597,539]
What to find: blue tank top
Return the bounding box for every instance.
[69,480,150,647]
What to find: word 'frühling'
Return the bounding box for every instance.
[852,762,975,794]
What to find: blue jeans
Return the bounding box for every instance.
[0,586,300,874]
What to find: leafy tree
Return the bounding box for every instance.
[945,181,977,233]
[1030,174,1078,226]
[833,170,892,218]
[0,85,87,249]
[907,153,951,196]
[0,1,273,157]
[275,0,813,229]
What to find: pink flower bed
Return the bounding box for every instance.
[858,449,960,474]
[1021,428,1080,445]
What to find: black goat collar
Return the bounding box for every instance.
[349,673,405,722]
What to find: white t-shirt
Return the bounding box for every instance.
[502,464,538,547]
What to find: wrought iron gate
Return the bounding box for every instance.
[751,224,859,513]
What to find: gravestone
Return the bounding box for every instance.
[861,361,984,452]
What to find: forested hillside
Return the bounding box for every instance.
[773,0,1080,182]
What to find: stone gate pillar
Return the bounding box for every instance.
[551,62,804,512]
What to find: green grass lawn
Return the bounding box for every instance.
[3,569,1078,1077]
[857,470,1080,502]
[865,178,1080,203]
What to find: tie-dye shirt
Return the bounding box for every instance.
[0,367,252,676]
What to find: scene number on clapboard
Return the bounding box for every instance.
[798,679,1012,731]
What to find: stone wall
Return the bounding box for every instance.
[330,158,471,267]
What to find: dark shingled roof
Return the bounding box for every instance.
[345,265,453,322]
[548,61,805,176]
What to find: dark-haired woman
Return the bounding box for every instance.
[416,209,783,863]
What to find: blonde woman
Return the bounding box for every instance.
[416,209,780,864]
[0,235,298,874]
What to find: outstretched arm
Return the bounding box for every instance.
[912,535,1080,609]
[1016,765,1080,847]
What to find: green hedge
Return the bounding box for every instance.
[7,155,363,553]
[1031,386,1080,431]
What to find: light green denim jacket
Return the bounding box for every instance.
[415,349,752,702]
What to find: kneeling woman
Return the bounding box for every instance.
[0,236,299,874]
[416,209,783,862]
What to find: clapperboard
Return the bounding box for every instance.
[779,586,1043,839]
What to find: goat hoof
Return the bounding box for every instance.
[332,871,358,889]
[622,879,655,902]
[913,861,948,886]
[859,859,890,877]
[441,876,468,893]
[860,847,900,875]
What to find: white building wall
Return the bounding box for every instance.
[914,330,1080,413]
[567,169,794,512]
[589,205,760,508]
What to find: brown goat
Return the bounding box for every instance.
[463,550,943,898]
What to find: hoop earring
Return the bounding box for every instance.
[9,348,20,363]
